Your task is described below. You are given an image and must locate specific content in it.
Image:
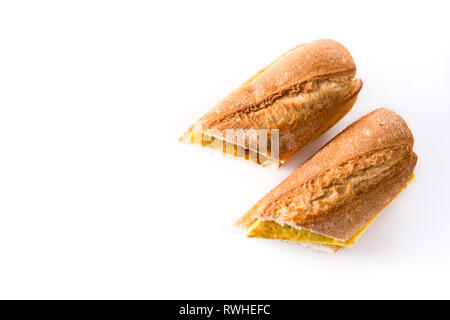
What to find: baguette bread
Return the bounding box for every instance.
[236,108,417,252]
[180,39,362,167]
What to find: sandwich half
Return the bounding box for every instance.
[236,108,417,252]
[180,39,362,167]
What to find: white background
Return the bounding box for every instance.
[0,0,449,299]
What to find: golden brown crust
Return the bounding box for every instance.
[276,79,361,162]
[300,152,417,241]
[236,108,417,241]
[182,39,361,166]
[201,39,357,128]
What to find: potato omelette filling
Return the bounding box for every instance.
[187,132,269,165]
[246,217,374,247]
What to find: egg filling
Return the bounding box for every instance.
[188,132,270,165]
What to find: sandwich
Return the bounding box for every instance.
[236,108,417,252]
[180,39,362,167]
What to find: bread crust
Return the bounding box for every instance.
[277,79,361,162]
[182,39,361,166]
[286,241,340,253]
[237,108,417,241]
[200,39,357,128]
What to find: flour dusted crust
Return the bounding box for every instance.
[237,108,417,242]
[181,39,362,167]
[285,241,340,254]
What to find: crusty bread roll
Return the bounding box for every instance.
[180,39,362,167]
[236,108,417,252]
